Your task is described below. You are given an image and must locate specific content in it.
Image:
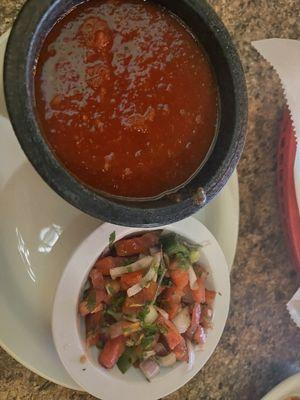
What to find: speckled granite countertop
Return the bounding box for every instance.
[1,1,300,399]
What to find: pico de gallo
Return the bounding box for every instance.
[78,230,216,380]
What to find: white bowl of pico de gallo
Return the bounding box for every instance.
[52,218,230,400]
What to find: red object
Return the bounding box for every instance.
[94,256,124,276]
[185,303,201,339]
[157,316,183,350]
[173,339,188,361]
[277,108,300,271]
[35,0,218,198]
[170,269,189,290]
[191,278,206,303]
[98,336,126,369]
[120,271,143,289]
[115,233,158,256]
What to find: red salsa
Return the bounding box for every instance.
[35,0,218,198]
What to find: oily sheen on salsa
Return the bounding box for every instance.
[35,0,218,198]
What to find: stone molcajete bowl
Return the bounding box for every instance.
[4,0,247,227]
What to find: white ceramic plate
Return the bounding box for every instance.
[52,219,230,400]
[261,373,300,400]
[0,29,239,390]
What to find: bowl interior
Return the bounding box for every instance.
[52,218,230,399]
[78,229,216,380]
[4,0,247,226]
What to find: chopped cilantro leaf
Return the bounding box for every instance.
[161,276,172,287]
[109,231,116,250]
[122,258,137,266]
[138,303,150,322]
[160,233,188,257]
[106,309,122,320]
[109,292,126,313]
[117,347,136,373]
[87,290,96,311]
[141,335,155,350]
[142,322,159,336]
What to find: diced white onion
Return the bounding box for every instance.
[110,256,153,279]
[155,306,169,320]
[127,283,143,297]
[172,307,191,333]
[127,253,161,297]
[144,305,158,324]
[124,315,139,322]
[188,266,199,290]
[142,350,156,360]
[157,352,177,367]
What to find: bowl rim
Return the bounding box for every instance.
[52,218,230,400]
[4,0,247,227]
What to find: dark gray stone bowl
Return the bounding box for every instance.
[4,0,247,227]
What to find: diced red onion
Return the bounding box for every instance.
[172,307,191,333]
[186,340,195,371]
[154,342,168,356]
[139,358,160,381]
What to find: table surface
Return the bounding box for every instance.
[1,1,300,399]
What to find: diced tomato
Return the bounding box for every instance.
[122,295,143,314]
[162,286,183,319]
[170,269,189,290]
[86,311,102,347]
[98,335,126,369]
[168,260,178,271]
[173,338,188,361]
[78,289,107,316]
[193,325,206,345]
[115,232,158,256]
[142,281,158,302]
[191,277,206,303]
[164,286,183,304]
[89,268,104,289]
[94,256,125,276]
[120,271,143,289]
[200,305,213,329]
[157,315,182,350]
[86,311,102,331]
[164,302,180,320]
[205,289,216,307]
[185,303,201,340]
[122,282,158,313]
